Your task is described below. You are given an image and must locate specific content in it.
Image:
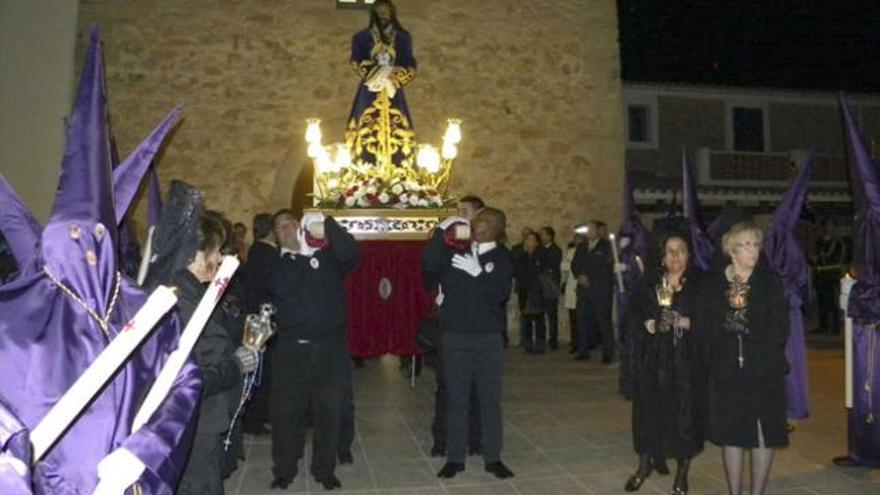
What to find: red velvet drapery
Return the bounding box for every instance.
[345,240,434,357]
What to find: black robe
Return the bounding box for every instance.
[631,270,705,460]
[694,267,790,448]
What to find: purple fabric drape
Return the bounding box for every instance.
[148,169,163,228]
[763,152,814,420]
[841,94,880,465]
[849,321,880,467]
[681,149,714,271]
[0,28,201,493]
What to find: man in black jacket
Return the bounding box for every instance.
[422,207,515,480]
[267,210,360,491]
[539,226,562,350]
[572,220,615,362]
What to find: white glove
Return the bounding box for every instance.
[235,346,259,374]
[377,52,392,67]
[614,262,628,273]
[619,236,631,249]
[645,320,656,335]
[840,276,856,313]
[438,216,468,231]
[366,66,393,92]
[296,228,316,257]
[301,212,325,232]
[452,254,483,278]
[92,448,145,495]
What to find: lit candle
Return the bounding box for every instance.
[30,285,179,461]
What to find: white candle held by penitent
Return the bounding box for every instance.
[609,233,624,294]
[30,285,179,461]
[131,256,240,432]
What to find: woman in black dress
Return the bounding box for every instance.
[695,221,789,495]
[521,231,548,353]
[626,233,703,494]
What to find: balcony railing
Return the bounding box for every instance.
[695,149,848,186]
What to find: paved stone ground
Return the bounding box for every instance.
[224,343,880,494]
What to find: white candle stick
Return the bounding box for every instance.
[845,314,853,409]
[131,256,240,432]
[842,274,854,410]
[30,285,179,461]
[609,233,624,294]
[136,225,156,285]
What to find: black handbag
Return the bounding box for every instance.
[539,272,561,300]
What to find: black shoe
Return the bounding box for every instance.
[568,347,578,354]
[671,479,688,494]
[437,462,465,478]
[430,443,446,457]
[271,476,294,489]
[468,444,482,456]
[575,353,591,361]
[315,474,341,490]
[338,450,354,464]
[485,461,515,479]
[624,473,647,491]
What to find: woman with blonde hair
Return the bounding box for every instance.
[695,221,789,495]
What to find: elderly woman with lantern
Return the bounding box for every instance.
[625,231,703,495]
[695,221,790,495]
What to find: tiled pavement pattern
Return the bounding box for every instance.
[224,346,880,494]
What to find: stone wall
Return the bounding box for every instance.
[78,0,624,242]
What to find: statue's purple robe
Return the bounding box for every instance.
[0,29,200,493]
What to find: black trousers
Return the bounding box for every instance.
[442,332,504,464]
[271,339,347,480]
[596,300,614,361]
[432,364,482,450]
[816,274,841,333]
[243,343,273,431]
[517,290,528,346]
[523,313,546,351]
[339,362,355,453]
[568,308,578,349]
[544,301,559,348]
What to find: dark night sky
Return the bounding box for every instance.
[618,1,880,92]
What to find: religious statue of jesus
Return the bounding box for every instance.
[346,0,417,171]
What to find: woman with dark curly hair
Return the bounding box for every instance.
[626,232,704,494]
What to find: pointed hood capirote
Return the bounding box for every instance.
[0,27,201,493]
[112,107,182,225]
[841,95,880,281]
[681,148,714,271]
[763,151,815,421]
